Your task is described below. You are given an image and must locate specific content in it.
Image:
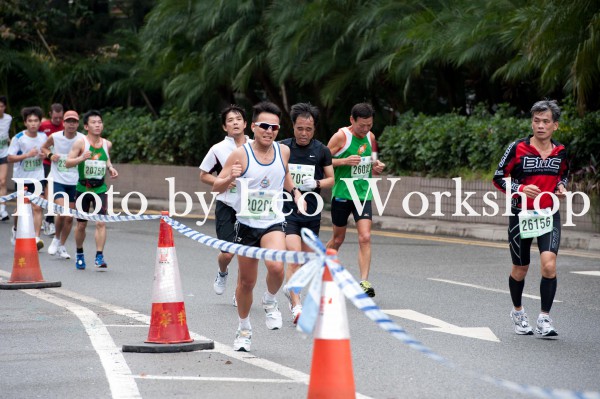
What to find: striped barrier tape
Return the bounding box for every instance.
[0,191,19,203]
[161,216,318,264]
[287,228,600,399]
[26,193,161,222]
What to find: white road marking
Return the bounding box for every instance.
[105,325,149,327]
[134,375,303,383]
[46,287,373,399]
[571,271,600,276]
[21,289,141,399]
[428,278,562,303]
[383,309,500,342]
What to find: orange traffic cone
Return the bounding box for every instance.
[307,249,356,399]
[0,197,61,290]
[122,211,213,353]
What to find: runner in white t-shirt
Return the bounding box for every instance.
[7,106,47,250]
[199,105,251,298]
[0,95,13,221]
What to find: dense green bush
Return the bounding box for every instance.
[102,107,217,166]
[379,102,600,186]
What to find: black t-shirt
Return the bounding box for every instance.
[280,138,332,221]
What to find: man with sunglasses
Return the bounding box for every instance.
[200,105,251,299]
[326,103,385,297]
[279,102,334,324]
[213,101,302,352]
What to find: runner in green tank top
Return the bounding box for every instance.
[326,103,385,297]
[66,110,118,271]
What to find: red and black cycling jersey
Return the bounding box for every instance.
[493,136,569,209]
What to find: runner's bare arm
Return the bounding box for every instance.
[320,164,335,189]
[65,138,89,168]
[105,140,118,178]
[41,135,57,161]
[327,131,360,167]
[213,147,245,193]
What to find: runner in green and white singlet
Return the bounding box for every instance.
[326,103,385,298]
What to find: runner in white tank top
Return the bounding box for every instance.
[41,111,85,259]
[212,102,303,352]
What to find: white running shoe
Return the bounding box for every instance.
[291,305,302,325]
[233,329,252,352]
[11,226,16,246]
[0,209,9,221]
[58,246,71,259]
[48,238,60,256]
[213,270,228,295]
[262,297,282,330]
[232,294,237,307]
[46,222,56,236]
[535,314,558,337]
[510,309,534,335]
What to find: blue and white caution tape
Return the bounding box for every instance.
[161,216,318,264]
[26,193,161,222]
[288,228,600,399]
[0,191,19,203]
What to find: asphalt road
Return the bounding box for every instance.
[1,216,599,399]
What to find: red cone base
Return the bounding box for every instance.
[146,302,192,344]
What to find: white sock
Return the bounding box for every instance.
[52,237,60,245]
[263,291,277,303]
[238,317,251,331]
[513,308,524,314]
[0,204,5,212]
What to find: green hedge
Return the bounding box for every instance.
[379,102,600,187]
[102,107,217,166]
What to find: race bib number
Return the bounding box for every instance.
[246,190,276,220]
[84,159,106,179]
[23,157,42,172]
[0,138,8,150]
[57,156,68,172]
[518,209,553,239]
[289,164,315,188]
[351,157,372,178]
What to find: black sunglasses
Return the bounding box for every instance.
[255,122,280,131]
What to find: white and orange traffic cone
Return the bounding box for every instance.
[307,248,356,399]
[122,211,213,353]
[0,197,61,290]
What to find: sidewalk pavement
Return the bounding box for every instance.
[133,197,600,253]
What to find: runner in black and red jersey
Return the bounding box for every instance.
[493,99,569,337]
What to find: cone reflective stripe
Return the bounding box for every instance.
[146,213,192,344]
[308,249,356,399]
[0,197,61,290]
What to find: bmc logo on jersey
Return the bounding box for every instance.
[357,144,367,155]
[522,156,561,170]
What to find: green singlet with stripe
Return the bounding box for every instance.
[76,140,109,194]
[332,132,373,201]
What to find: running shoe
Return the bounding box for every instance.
[36,237,44,251]
[43,221,56,236]
[262,297,282,330]
[95,254,107,269]
[232,294,237,307]
[11,226,16,245]
[233,329,252,352]
[58,246,71,259]
[510,309,534,335]
[213,270,228,295]
[291,305,303,325]
[535,314,558,337]
[360,280,376,297]
[48,238,60,256]
[0,209,9,221]
[76,253,86,270]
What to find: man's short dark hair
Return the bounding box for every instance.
[21,106,43,121]
[0,96,7,107]
[49,103,64,114]
[351,103,374,120]
[83,110,102,125]
[290,103,319,125]
[220,105,247,126]
[252,101,281,122]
